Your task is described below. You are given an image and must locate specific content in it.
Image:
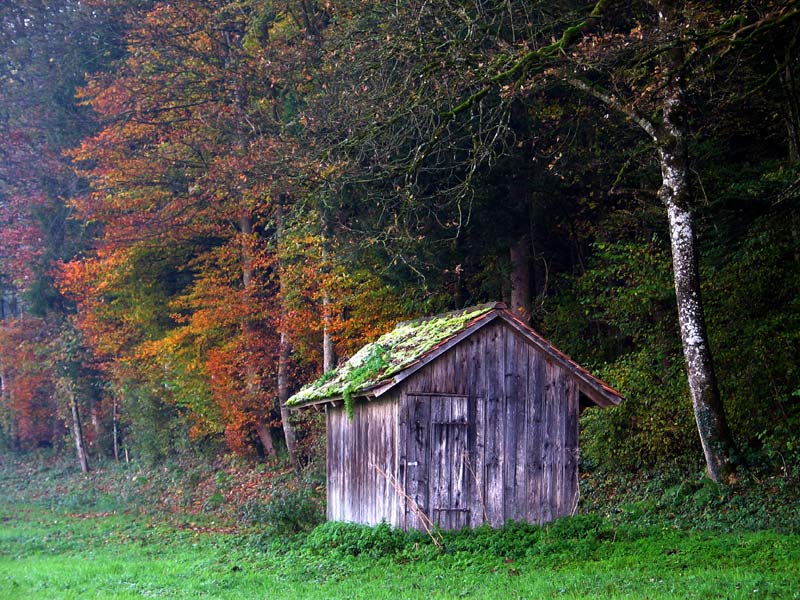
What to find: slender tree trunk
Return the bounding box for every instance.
[530,221,549,313]
[322,292,336,372]
[278,329,299,468]
[276,202,299,468]
[0,367,20,452]
[67,384,89,473]
[509,233,532,324]
[656,5,737,482]
[240,212,255,291]
[777,48,800,161]
[90,397,104,456]
[321,215,337,373]
[664,191,737,481]
[112,396,119,462]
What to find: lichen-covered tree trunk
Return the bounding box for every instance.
[663,187,737,482]
[656,5,737,482]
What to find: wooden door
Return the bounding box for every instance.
[428,395,470,529]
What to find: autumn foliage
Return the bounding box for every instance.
[0,318,60,449]
[1,0,798,477]
[53,0,401,459]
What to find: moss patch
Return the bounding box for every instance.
[286,303,499,406]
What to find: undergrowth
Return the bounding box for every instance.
[297,513,661,565]
[579,459,800,534]
[1,450,798,540]
[0,451,325,530]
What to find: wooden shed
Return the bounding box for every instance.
[286,302,622,530]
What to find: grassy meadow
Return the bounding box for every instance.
[1,456,798,599]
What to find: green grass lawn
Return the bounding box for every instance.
[1,504,798,599]
[1,455,798,599]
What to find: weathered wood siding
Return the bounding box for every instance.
[397,321,579,529]
[326,393,401,526]
[327,320,580,531]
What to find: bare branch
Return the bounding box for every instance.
[565,76,658,141]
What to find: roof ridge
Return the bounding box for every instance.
[394,301,505,328]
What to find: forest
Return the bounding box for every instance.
[1,0,799,488]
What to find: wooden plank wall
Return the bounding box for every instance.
[326,393,401,526]
[398,321,580,529]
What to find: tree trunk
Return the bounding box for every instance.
[777,47,800,161]
[112,395,119,462]
[276,202,299,468]
[68,384,90,473]
[664,194,737,482]
[278,329,299,468]
[321,215,337,372]
[509,233,532,324]
[254,421,276,457]
[0,367,20,452]
[656,11,738,482]
[90,397,104,456]
[322,292,336,372]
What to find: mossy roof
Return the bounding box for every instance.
[286,303,499,407]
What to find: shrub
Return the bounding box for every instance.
[303,515,620,562]
[579,462,800,534]
[243,482,323,536]
[443,521,542,559]
[202,491,225,511]
[304,521,411,558]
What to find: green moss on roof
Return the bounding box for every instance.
[286,303,499,406]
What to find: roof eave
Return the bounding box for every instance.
[286,389,379,410]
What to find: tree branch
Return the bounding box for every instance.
[565,76,658,141]
[440,0,610,119]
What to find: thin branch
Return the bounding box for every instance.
[565,76,658,141]
[373,463,443,547]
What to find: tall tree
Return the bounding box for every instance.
[309,0,799,481]
[557,0,799,481]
